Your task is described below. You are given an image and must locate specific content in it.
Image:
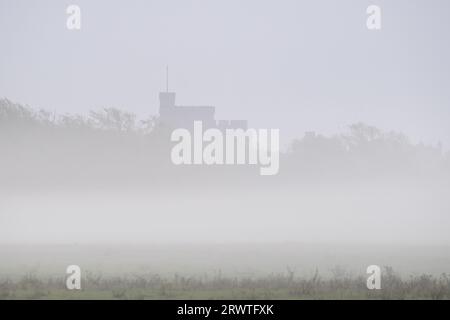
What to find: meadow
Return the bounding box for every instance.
[1,266,449,300]
[1,244,450,300]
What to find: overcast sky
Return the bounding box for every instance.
[1,0,449,147]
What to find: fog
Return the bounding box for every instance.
[1,0,450,280]
[1,0,450,146]
[1,99,449,250]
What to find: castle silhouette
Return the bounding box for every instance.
[158,69,247,131]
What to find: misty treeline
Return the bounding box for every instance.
[1,98,449,188]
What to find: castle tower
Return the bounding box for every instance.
[157,67,246,131]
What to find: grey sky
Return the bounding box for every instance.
[1,0,449,147]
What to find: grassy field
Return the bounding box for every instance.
[1,244,449,299]
[1,266,450,300]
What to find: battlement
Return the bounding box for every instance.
[158,90,246,131]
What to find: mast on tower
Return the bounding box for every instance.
[166,65,169,92]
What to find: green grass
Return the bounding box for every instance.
[1,267,449,300]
